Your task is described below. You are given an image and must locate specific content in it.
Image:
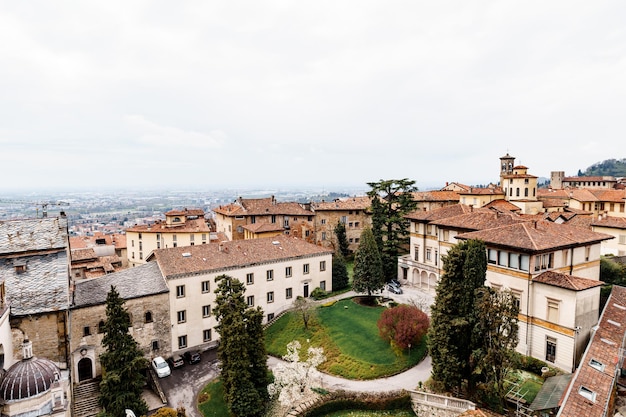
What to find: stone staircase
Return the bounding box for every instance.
[72,380,102,417]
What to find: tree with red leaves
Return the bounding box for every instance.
[377,304,429,350]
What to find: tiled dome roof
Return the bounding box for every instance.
[0,339,61,402]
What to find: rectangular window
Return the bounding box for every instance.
[157,234,160,241]
[508,253,520,270]
[190,234,195,242]
[443,230,449,241]
[340,216,347,224]
[498,251,508,267]
[202,280,210,293]
[267,269,274,281]
[176,285,185,298]
[251,216,256,224]
[178,335,187,349]
[83,326,91,337]
[303,264,310,274]
[177,310,186,323]
[321,219,326,225]
[520,255,530,271]
[139,252,143,260]
[322,232,326,240]
[547,299,560,323]
[320,261,326,271]
[202,305,211,317]
[139,241,143,250]
[285,266,292,278]
[246,273,254,285]
[157,242,161,249]
[138,233,142,239]
[286,287,293,299]
[152,340,159,351]
[305,230,310,237]
[349,222,353,227]
[320,280,326,290]
[355,221,360,227]
[426,248,432,261]
[173,234,177,242]
[271,215,276,223]
[267,292,274,303]
[619,235,626,245]
[414,245,419,261]
[247,295,254,306]
[203,329,212,342]
[546,337,556,363]
[585,246,591,261]
[268,313,275,322]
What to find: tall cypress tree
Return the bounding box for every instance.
[332,252,350,290]
[367,179,417,280]
[214,275,267,417]
[245,306,269,404]
[99,286,148,417]
[428,240,487,393]
[352,227,385,297]
[334,221,350,258]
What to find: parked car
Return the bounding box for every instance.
[183,350,201,364]
[390,279,402,288]
[168,354,184,369]
[151,356,171,378]
[386,283,403,294]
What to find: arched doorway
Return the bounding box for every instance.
[78,357,93,382]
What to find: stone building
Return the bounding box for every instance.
[69,262,170,382]
[69,233,127,279]
[311,197,371,253]
[213,196,315,242]
[0,216,70,368]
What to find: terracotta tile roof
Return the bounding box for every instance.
[313,196,371,211]
[71,248,97,262]
[410,190,460,202]
[482,200,522,212]
[242,223,285,233]
[533,271,603,291]
[441,182,472,192]
[213,197,314,217]
[458,187,505,196]
[405,204,476,221]
[431,210,528,231]
[151,235,332,278]
[125,218,211,233]
[589,189,626,202]
[72,262,168,308]
[591,215,626,229]
[456,220,613,252]
[563,176,616,183]
[165,208,205,217]
[557,285,626,417]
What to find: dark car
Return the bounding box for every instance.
[168,354,184,369]
[386,283,403,294]
[389,279,402,288]
[183,350,201,364]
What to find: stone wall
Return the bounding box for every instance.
[11,311,68,368]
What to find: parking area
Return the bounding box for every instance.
[154,349,219,417]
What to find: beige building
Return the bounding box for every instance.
[69,262,171,382]
[148,236,333,355]
[410,190,460,213]
[590,215,626,256]
[312,197,372,253]
[125,208,212,267]
[213,196,315,243]
[400,204,612,371]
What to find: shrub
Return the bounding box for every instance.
[512,352,555,376]
[378,305,429,350]
[303,391,411,417]
[311,287,328,300]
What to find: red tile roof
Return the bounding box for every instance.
[405,204,476,221]
[313,196,371,211]
[151,235,332,278]
[431,210,528,231]
[557,285,626,417]
[482,200,522,212]
[591,215,626,230]
[456,220,613,252]
[533,271,603,291]
[213,197,314,216]
[165,208,205,217]
[410,190,460,202]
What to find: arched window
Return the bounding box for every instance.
[145,311,153,323]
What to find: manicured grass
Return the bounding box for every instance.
[198,379,229,417]
[506,370,544,404]
[265,298,427,380]
[325,410,415,417]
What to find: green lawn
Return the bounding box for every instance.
[197,379,229,417]
[506,370,544,404]
[265,298,427,379]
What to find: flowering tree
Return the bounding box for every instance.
[268,341,326,406]
[377,304,429,350]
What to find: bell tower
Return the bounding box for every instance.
[500,153,515,186]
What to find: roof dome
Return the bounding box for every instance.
[0,339,61,402]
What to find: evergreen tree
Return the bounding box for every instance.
[428,240,487,393]
[471,288,519,408]
[332,252,350,290]
[367,179,418,280]
[99,286,148,417]
[334,221,350,258]
[352,227,385,297]
[214,275,267,417]
[245,307,270,404]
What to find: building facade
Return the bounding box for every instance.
[311,197,372,253]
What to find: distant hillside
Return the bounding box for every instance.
[579,158,626,177]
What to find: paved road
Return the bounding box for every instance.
[157,285,436,416]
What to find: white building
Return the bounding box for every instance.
[148,235,333,354]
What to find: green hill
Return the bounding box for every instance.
[579,158,626,177]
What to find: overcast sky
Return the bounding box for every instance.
[1,1,625,193]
